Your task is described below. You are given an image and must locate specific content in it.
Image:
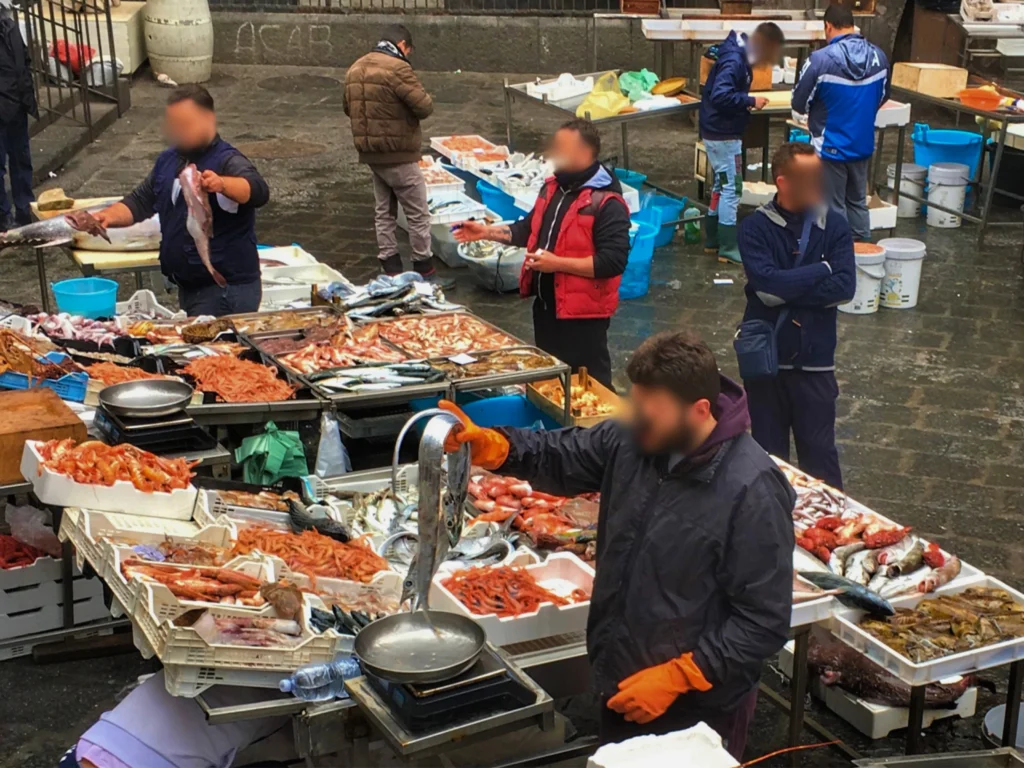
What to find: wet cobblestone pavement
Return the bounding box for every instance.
[1,65,1023,767]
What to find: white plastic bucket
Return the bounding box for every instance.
[886,163,926,218]
[926,162,970,228]
[839,243,887,315]
[877,238,926,309]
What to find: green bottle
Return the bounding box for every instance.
[683,207,701,245]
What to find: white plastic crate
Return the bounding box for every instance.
[875,100,912,128]
[398,192,487,230]
[430,134,501,161]
[23,441,198,520]
[303,464,417,501]
[791,593,836,629]
[430,551,593,646]
[831,577,1024,687]
[162,662,291,698]
[260,263,353,308]
[525,74,595,106]
[115,290,186,321]
[0,559,109,642]
[0,620,114,662]
[0,314,36,335]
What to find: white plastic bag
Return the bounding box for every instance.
[315,412,351,478]
[5,504,61,557]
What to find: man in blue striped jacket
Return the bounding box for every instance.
[791,4,889,241]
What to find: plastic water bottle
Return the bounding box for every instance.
[683,207,701,245]
[279,656,361,702]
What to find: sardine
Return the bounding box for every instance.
[798,571,895,616]
[845,548,878,586]
[829,541,866,575]
[286,498,352,543]
[179,163,226,287]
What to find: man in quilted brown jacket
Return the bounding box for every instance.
[344,25,442,279]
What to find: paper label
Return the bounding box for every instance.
[448,353,477,365]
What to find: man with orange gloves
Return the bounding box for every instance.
[439,331,796,757]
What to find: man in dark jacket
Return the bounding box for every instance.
[0,7,37,229]
[343,25,440,280]
[792,4,889,241]
[453,119,629,388]
[738,142,855,489]
[699,23,784,262]
[94,86,270,317]
[439,331,795,759]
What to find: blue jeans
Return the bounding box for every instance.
[0,111,34,221]
[179,278,262,317]
[705,139,744,226]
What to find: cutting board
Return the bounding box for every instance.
[0,389,86,485]
[72,249,160,271]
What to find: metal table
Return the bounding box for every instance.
[503,72,700,170]
[187,398,324,428]
[949,14,1024,75]
[887,85,1024,247]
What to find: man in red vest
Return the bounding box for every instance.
[454,118,630,387]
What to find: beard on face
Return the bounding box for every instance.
[632,411,700,455]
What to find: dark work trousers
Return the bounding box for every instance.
[532,295,613,389]
[0,110,33,222]
[745,369,843,490]
[179,278,262,317]
[600,687,759,760]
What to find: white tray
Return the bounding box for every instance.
[260,263,353,308]
[257,245,318,268]
[430,134,501,161]
[430,551,593,646]
[876,100,912,128]
[398,192,487,229]
[23,441,198,520]
[525,75,595,106]
[831,577,1024,686]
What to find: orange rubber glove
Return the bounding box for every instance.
[606,653,713,724]
[438,400,510,470]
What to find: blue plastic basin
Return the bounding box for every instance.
[51,277,118,319]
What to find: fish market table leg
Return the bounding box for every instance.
[788,627,810,749]
[906,685,926,754]
[1003,660,1024,747]
[36,246,50,312]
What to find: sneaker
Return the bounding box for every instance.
[413,259,456,290]
[379,254,403,276]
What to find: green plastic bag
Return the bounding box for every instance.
[619,69,660,103]
[235,421,309,486]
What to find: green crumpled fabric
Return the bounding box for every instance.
[235,421,308,485]
[619,69,660,102]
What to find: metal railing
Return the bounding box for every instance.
[9,0,121,140]
[298,0,630,14]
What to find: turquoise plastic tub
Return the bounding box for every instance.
[912,123,983,182]
[644,195,688,248]
[619,221,658,300]
[409,393,557,430]
[476,179,528,222]
[51,277,118,319]
[614,168,647,189]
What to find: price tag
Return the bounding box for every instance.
[448,353,477,365]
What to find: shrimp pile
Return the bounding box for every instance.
[182,356,295,402]
[441,565,590,618]
[0,534,49,569]
[122,559,266,606]
[87,362,165,386]
[231,527,388,583]
[37,439,196,493]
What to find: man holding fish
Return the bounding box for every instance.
[439,330,795,759]
[93,85,270,317]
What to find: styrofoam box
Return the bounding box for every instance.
[525,75,595,106]
[257,245,318,268]
[875,100,912,128]
[260,263,352,307]
[430,551,594,647]
[0,556,108,641]
[23,441,198,520]
[430,135,500,161]
[398,192,487,230]
[777,638,977,739]
[868,195,898,230]
[742,181,777,207]
[831,577,1024,687]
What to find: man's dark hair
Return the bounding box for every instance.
[381,24,413,48]
[771,141,816,182]
[823,4,855,29]
[167,84,214,111]
[557,118,601,159]
[626,331,721,406]
[754,21,786,46]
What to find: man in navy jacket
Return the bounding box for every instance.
[738,142,855,489]
[792,4,889,241]
[699,23,784,262]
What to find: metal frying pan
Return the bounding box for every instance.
[98,379,194,418]
[354,611,486,684]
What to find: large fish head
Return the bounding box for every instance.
[400,555,418,607]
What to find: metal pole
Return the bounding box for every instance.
[1003,660,1024,747]
[561,368,571,424]
[591,17,599,72]
[621,122,630,170]
[503,79,514,151]
[788,628,810,748]
[906,685,926,754]
[978,119,1008,248]
[761,116,770,183]
[891,124,906,207]
[36,247,49,312]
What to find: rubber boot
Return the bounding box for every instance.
[718,224,741,264]
[704,213,720,254]
[414,258,456,291]
[379,254,403,276]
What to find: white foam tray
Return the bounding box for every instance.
[398,191,487,229]
[777,640,977,738]
[257,245,318,268]
[22,441,198,520]
[876,100,912,128]
[831,577,1024,687]
[260,263,352,308]
[430,135,501,161]
[430,551,593,647]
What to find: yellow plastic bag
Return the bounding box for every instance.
[576,72,630,120]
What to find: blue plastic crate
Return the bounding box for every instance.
[0,352,88,402]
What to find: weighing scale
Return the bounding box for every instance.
[95,406,216,454]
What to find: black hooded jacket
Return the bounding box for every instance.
[498,377,796,713]
[0,14,36,124]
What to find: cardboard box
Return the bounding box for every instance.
[892,62,968,98]
[527,374,624,428]
[700,57,773,91]
[0,389,86,485]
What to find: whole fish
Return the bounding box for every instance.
[876,535,918,567]
[886,539,925,578]
[845,548,878,586]
[919,556,961,593]
[179,163,226,288]
[0,208,111,249]
[794,545,830,574]
[878,568,933,599]
[798,571,895,616]
[828,541,866,575]
[867,570,890,594]
[809,638,988,708]
[286,498,352,543]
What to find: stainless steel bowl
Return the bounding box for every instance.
[98,379,194,418]
[354,611,486,684]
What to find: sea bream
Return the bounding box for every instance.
[178,163,226,287]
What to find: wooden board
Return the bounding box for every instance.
[0,389,86,484]
[750,89,793,109]
[892,62,968,98]
[30,197,121,221]
[72,249,160,272]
